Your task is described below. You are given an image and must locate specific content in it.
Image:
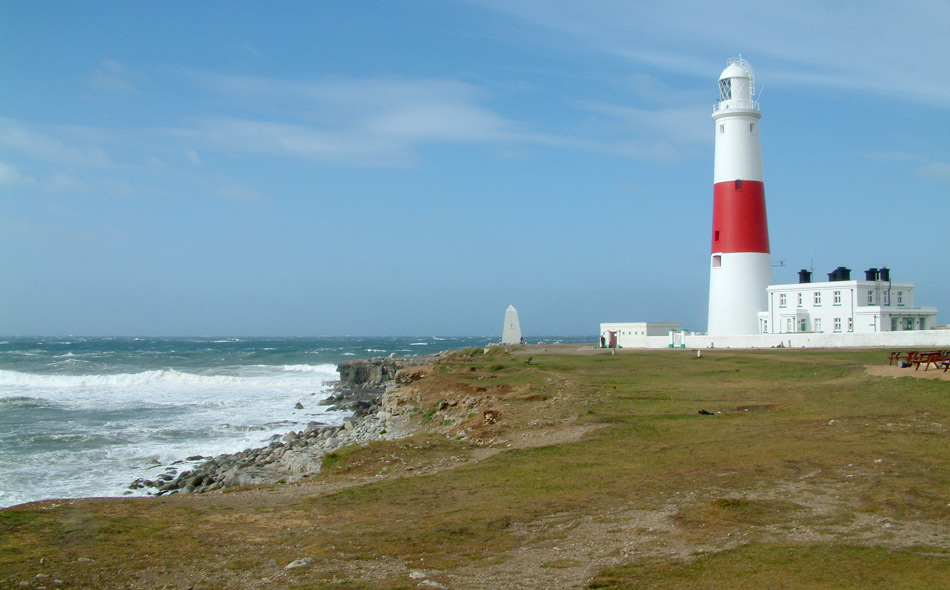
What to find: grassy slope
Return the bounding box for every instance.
[2,348,949,589]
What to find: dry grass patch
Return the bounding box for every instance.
[589,544,950,589]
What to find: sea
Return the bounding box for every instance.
[0,336,521,508]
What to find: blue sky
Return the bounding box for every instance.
[2,1,948,336]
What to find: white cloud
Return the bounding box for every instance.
[864,151,921,163]
[183,149,202,166]
[88,59,137,95]
[581,102,709,145]
[0,161,87,192]
[0,161,29,185]
[183,72,710,166]
[473,0,950,106]
[46,172,86,192]
[193,117,405,166]
[0,118,112,167]
[244,45,263,61]
[213,179,261,201]
[367,101,515,143]
[918,162,950,180]
[180,75,529,166]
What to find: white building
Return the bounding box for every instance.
[757,267,938,335]
[599,322,682,349]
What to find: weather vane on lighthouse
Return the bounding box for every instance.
[707,57,772,336]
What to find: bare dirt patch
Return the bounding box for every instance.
[866,365,950,381]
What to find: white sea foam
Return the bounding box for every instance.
[0,365,336,393]
[0,363,342,507]
[279,364,337,373]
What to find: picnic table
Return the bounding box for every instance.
[889,350,950,371]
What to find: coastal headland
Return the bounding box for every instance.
[2,345,950,589]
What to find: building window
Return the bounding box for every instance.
[848,318,853,332]
[814,292,822,306]
[798,293,803,307]
[779,293,787,307]
[884,291,890,305]
[898,291,904,306]
[833,291,841,305]
[834,318,842,332]
[867,291,874,304]
[762,320,768,334]
[815,318,822,331]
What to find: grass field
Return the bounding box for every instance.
[2,346,949,589]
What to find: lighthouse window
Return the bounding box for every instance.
[719,124,725,134]
[720,78,731,100]
[750,123,756,134]
[735,179,742,189]
[712,255,722,268]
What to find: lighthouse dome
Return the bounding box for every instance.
[719,62,751,81]
[716,57,757,110]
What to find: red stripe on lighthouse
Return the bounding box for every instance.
[711,180,770,253]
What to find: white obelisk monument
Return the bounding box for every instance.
[501,305,522,344]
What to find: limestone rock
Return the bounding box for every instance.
[284,557,314,570]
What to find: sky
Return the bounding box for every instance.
[2,1,949,337]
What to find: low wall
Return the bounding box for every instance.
[679,331,950,350]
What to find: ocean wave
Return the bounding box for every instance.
[278,363,337,373]
[0,395,51,409]
[0,367,335,391]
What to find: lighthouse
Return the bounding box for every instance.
[707,57,771,336]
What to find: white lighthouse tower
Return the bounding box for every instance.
[707,57,772,336]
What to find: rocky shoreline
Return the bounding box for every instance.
[129,354,440,496]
